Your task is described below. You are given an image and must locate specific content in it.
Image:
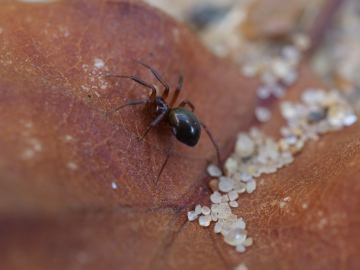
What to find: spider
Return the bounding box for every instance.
[104,59,221,186]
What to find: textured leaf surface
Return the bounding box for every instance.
[0,1,359,270]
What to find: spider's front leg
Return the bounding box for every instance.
[139,108,168,142]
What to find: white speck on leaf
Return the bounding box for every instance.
[94,58,104,69]
[67,162,78,170]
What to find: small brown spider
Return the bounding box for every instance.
[105,59,221,186]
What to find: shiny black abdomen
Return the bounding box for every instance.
[168,107,201,147]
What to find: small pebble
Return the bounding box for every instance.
[257,86,271,99]
[261,71,277,85]
[282,151,294,164]
[255,106,271,123]
[280,126,291,137]
[221,226,232,236]
[235,134,255,158]
[227,214,237,222]
[214,222,222,233]
[232,219,246,230]
[301,89,322,105]
[282,45,300,63]
[234,263,249,270]
[236,244,246,253]
[243,237,254,247]
[221,194,229,202]
[199,215,212,227]
[228,190,239,201]
[219,177,234,192]
[242,64,257,77]
[195,205,202,215]
[278,138,290,152]
[218,203,232,219]
[271,84,286,99]
[224,157,238,177]
[343,114,357,126]
[209,179,219,192]
[249,126,263,139]
[241,172,252,182]
[282,70,298,86]
[211,211,218,221]
[229,201,239,207]
[234,182,247,194]
[224,228,247,246]
[290,139,304,154]
[292,33,310,51]
[210,191,222,203]
[246,180,257,194]
[211,203,220,213]
[285,134,297,145]
[207,164,222,177]
[187,211,198,221]
[280,101,297,120]
[272,58,290,79]
[201,206,211,215]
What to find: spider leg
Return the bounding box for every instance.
[104,99,151,116]
[155,128,176,186]
[178,99,195,112]
[134,59,170,100]
[105,74,156,101]
[169,74,183,107]
[199,120,221,168]
[139,109,168,142]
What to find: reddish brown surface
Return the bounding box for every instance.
[0,1,359,270]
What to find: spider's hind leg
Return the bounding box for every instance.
[139,110,168,142]
[154,128,176,186]
[199,120,221,169]
[178,99,195,112]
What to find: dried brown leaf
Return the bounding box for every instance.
[0,1,359,270]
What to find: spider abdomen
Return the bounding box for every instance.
[168,107,201,147]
